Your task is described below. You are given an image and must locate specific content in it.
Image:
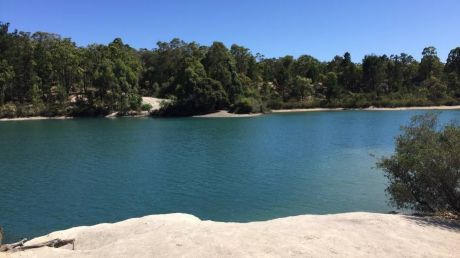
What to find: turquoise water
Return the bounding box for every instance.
[0,110,459,241]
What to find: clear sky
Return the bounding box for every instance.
[1,0,459,62]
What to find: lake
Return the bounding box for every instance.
[1,110,459,242]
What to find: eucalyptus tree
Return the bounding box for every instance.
[203,42,242,102]
[338,52,360,92]
[230,44,258,80]
[362,55,388,93]
[419,46,443,81]
[293,55,321,83]
[0,60,14,105]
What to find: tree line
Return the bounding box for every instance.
[1,22,460,117]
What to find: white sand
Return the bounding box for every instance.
[272,105,460,113]
[141,97,170,111]
[1,105,459,121]
[105,97,170,118]
[363,105,460,111]
[0,97,168,121]
[4,212,459,258]
[272,108,345,113]
[0,116,72,122]
[193,110,262,118]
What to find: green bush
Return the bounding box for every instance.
[18,103,46,117]
[377,113,460,214]
[233,98,253,114]
[267,98,283,109]
[141,103,153,111]
[0,103,17,118]
[232,97,264,114]
[129,94,143,110]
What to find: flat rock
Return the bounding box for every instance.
[3,212,459,258]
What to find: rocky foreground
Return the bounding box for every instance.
[2,212,459,258]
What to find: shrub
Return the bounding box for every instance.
[232,98,253,114]
[232,97,264,114]
[17,103,46,117]
[377,113,460,214]
[0,103,17,118]
[267,98,283,109]
[129,94,143,110]
[141,103,152,111]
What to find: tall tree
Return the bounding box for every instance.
[445,47,460,92]
[293,55,321,83]
[362,55,388,93]
[0,60,14,105]
[418,46,443,81]
[230,44,258,80]
[273,55,294,101]
[203,42,242,102]
[338,52,359,92]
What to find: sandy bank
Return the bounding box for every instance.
[0,97,168,121]
[1,105,459,121]
[272,108,345,113]
[363,105,460,111]
[4,212,459,258]
[141,97,170,111]
[272,105,460,113]
[0,116,72,122]
[193,110,262,118]
[105,97,170,118]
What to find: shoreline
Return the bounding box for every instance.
[193,110,263,118]
[0,97,164,122]
[1,105,460,121]
[0,116,73,122]
[272,105,460,113]
[3,212,458,257]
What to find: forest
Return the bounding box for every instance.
[1,22,460,118]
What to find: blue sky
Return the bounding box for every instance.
[1,0,459,62]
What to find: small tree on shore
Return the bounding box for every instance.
[377,113,460,214]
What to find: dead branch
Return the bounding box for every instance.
[0,238,28,252]
[0,238,74,252]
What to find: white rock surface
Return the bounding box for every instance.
[3,212,459,258]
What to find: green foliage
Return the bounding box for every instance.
[230,44,258,80]
[421,77,447,99]
[445,47,460,76]
[338,52,360,92]
[157,58,229,116]
[0,59,14,105]
[232,98,253,114]
[323,72,340,99]
[28,84,41,102]
[377,113,460,214]
[292,76,314,101]
[419,47,443,81]
[204,42,242,103]
[293,55,321,83]
[0,103,17,118]
[362,55,388,93]
[141,103,152,111]
[232,97,264,114]
[0,21,459,117]
[129,94,142,110]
